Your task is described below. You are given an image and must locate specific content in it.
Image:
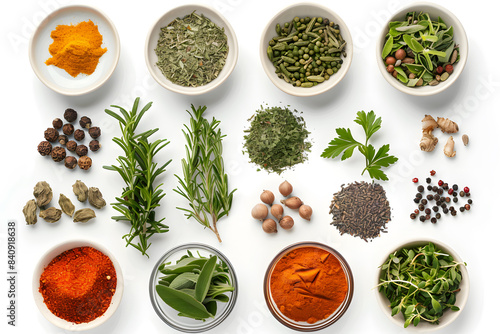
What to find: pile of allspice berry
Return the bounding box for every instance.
[22,180,106,225]
[251,180,313,233]
[37,108,101,170]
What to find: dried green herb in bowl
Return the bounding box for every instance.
[155,11,228,87]
[243,105,311,174]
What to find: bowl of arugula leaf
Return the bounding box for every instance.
[149,243,238,332]
[376,2,468,96]
[376,239,469,331]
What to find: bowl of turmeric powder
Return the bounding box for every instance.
[29,5,120,96]
[32,240,124,331]
[264,242,354,331]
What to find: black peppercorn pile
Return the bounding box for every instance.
[37,108,102,170]
[329,181,392,242]
[410,171,473,223]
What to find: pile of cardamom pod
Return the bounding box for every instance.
[22,180,106,225]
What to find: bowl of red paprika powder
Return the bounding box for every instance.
[32,240,124,331]
[264,242,354,331]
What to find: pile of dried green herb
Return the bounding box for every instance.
[329,181,391,242]
[243,106,311,174]
[155,12,228,87]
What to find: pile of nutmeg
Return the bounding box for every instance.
[37,108,101,170]
[251,180,313,234]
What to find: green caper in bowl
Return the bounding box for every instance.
[266,15,346,88]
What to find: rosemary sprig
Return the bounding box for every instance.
[103,97,171,257]
[174,105,236,242]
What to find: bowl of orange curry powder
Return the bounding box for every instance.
[32,240,123,331]
[264,242,354,331]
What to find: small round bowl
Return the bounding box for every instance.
[32,240,124,331]
[149,243,238,333]
[376,238,469,332]
[264,242,354,331]
[376,2,468,96]
[145,4,238,95]
[29,5,120,96]
[260,3,353,97]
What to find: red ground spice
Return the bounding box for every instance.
[39,246,117,323]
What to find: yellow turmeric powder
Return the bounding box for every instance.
[45,20,107,77]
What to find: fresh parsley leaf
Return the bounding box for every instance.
[354,110,381,141]
[322,111,398,180]
[320,128,361,161]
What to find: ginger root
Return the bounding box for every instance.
[437,117,459,133]
[420,115,439,152]
[444,136,456,157]
[420,131,439,152]
[422,115,438,132]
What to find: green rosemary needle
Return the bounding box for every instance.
[174,105,236,242]
[103,97,171,257]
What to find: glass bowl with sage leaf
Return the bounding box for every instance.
[149,243,238,333]
[376,2,468,96]
[145,4,238,96]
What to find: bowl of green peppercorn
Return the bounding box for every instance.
[260,3,353,97]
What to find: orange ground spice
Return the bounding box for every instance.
[45,20,107,77]
[39,246,116,323]
[270,246,348,324]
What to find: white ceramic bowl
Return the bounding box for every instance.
[375,238,469,332]
[29,5,120,96]
[376,2,468,96]
[260,2,353,97]
[145,4,238,95]
[33,240,124,331]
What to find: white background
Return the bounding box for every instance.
[1,0,498,333]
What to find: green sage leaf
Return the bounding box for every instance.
[195,256,218,302]
[156,285,212,319]
[382,35,394,59]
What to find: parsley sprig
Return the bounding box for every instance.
[321,110,398,181]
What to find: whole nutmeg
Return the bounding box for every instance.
[52,118,63,129]
[51,146,66,162]
[44,128,59,142]
[79,116,92,129]
[89,126,101,139]
[37,141,52,156]
[67,140,77,152]
[251,203,268,221]
[299,204,313,221]
[78,156,92,170]
[89,140,101,152]
[64,108,77,122]
[279,180,293,197]
[260,190,274,205]
[279,215,294,230]
[64,156,77,169]
[58,135,68,146]
[76,145,88,157]
[270,203,284,221]
[62,123,74,135]
[262,219,277,233]
[281,196,303,210]
[74,129,85,141]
